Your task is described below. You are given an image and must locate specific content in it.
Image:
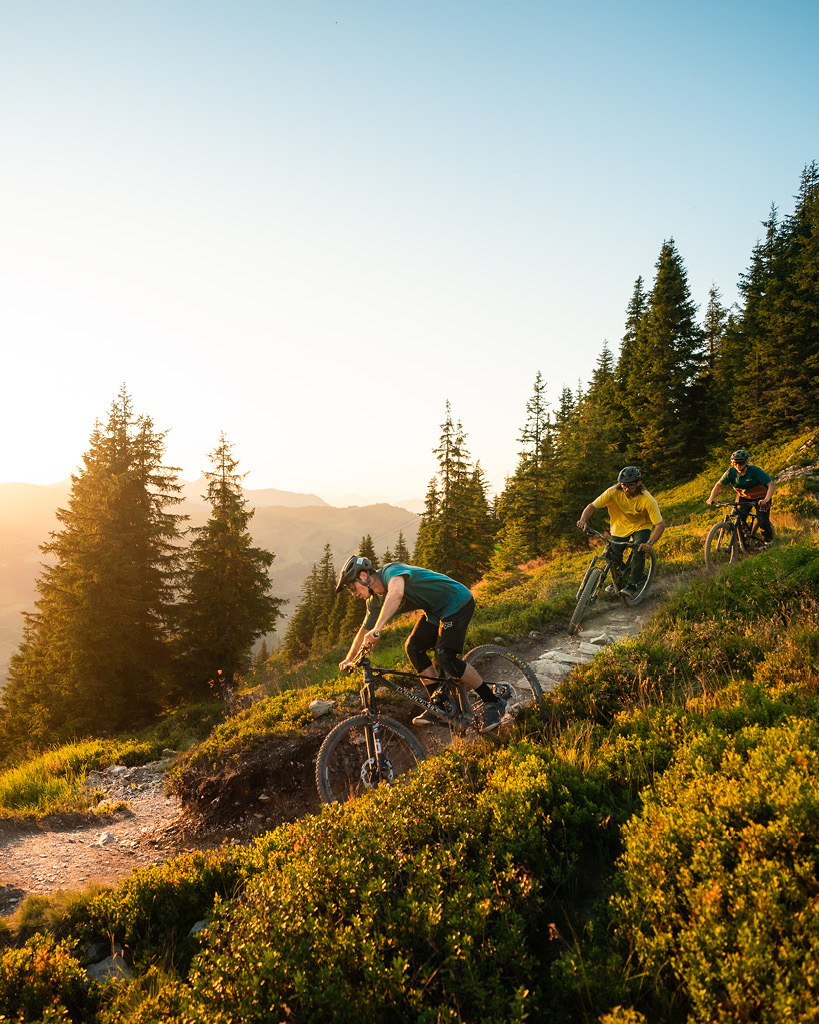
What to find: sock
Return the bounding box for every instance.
[476,682,499,703]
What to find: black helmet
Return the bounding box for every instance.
[335,555,373,593]
[731,449,751,463]
[618,466,642,484]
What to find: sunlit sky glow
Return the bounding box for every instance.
[2,0,817,504]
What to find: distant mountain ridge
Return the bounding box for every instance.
[0,480,420,687]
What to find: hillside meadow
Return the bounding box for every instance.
[1,431,819,1023]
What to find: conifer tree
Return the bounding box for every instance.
[493,372,557,567]
[309,544,339,656]
[731,163,819,439]
[283,562,323,663]
[254,639,270,670]
[627,239,706,477]
[614,277,647,458]
[393,530,411,563]
[174,434,283,697]
[1,387,185,747]
[413,403,493,586]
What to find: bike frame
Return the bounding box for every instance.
[709,500,760,554]
[582,528,644,597]
[356,657,472,729]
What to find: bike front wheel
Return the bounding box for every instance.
[621,545,658,607]
[463,645,544,715]
[705,521,738,570]
[316,714,426,804]
[569,566,603,635]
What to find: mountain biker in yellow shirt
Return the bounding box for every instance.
[576,466,666,594]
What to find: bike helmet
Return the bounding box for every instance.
[731,449,751,463]
[335,555,373,593]
[617,466,642,484]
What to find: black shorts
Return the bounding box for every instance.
[405,597,474,677]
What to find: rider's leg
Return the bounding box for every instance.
[627,529,651,582]
[755,501,773,541]
[736,499,754,532]
[406,616,441,697]
[434,598,506,732]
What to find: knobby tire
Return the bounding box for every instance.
[569,566,603,635]
[463,645,545,715]
[316,714,426,804]
[705,521,738,570]
[621,545,658,607]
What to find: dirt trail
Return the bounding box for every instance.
[0,762,212,915]
[0,574,686,916]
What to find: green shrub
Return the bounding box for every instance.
[0,933,91,1022]
[613,717,819,1022]
[77,848,246,972]
[159,746,619,1022]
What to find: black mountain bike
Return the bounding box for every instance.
[569,526,657,635]
[315,645,543,804]
[704,500,775,570]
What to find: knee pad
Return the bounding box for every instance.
[405,635,433,674]
[434,645,467,679]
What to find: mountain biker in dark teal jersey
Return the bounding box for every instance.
[707,449,776,542]
[336,556,507,733]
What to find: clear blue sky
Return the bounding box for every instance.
[1,0,817,504]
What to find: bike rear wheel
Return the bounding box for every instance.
[463,645,544,716]
[569,566,603,635]
[316,714,426,804]
[621,545,658,607]
[705,521,738,570]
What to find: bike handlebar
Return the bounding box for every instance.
[579,525,644,549]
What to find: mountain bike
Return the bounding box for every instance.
[569,526,657,635]
[315,645,544,803]
[704,500,775,570]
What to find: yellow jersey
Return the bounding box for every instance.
[592,485,663,538]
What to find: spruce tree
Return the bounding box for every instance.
[493,372,557,567]
[628,239,706,477]
[1,387,185,747]
[393,530,411,563]
[174,434,283,697]
[614,276,648,458]
[733,163,819,439]
[413,403,493,586]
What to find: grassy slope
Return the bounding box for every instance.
[2,431,819,1022]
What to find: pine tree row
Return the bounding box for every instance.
[493,162,819,567]
[0,388,282,754]
[281,533,410,663]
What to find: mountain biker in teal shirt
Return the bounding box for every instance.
[336,556,507,733]
[707,448,776,542]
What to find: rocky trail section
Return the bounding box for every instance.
[0,758,203,915]
[1,578,675,917]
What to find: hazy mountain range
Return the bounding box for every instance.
[0,480,421,686]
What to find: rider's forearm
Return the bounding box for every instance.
[707,484,722,503]
[763,482,776,503]
[646,521,666,545]
[370,589,403,633]
[577,502,596,527]
[344,624,368,662]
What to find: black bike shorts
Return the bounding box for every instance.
[405,597,474,678]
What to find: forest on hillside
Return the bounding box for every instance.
[1,162,817,757]
[283,162,819,661]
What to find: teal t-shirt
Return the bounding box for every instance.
[719,463,771,499]
[363,563,472,629]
